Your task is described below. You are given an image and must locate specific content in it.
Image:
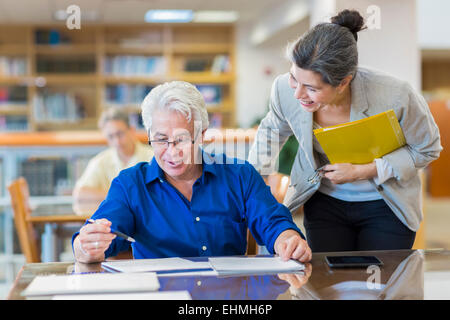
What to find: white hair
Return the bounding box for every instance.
[141,81,209,134]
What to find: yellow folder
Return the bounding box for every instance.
[313,109,406,164]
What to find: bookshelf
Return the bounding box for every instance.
[0,24,236,132]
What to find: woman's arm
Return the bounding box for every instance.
[248,75,294,176]
[381,83,442,182]
[322,162,377,184]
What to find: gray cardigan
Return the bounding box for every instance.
[248,67,442,231]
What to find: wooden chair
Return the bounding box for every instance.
[246,173,291,255]
[8,177,89,263]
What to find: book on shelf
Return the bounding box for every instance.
[34,29,71,45]
[0,115,28,132]
[0,57,27,76]
[196,84,222,105]
[17,156,99,196]
[36,57,96,73]
[184,58,209,72]
[105,84,154,105]
[0,86,27,104]
[313,109,406,164]
[211,55,230,74]
[208,113,223,128]
[0,158,3,197]
[19,158,71,196]
[33,91,86,123]
[182,55,230,74]
[104,55,166,76]
[128,112,145,130]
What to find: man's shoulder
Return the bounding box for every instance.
[87,147,116,166]
[135,141,154,159]
[206,153,256,177]
[118,161,149,178]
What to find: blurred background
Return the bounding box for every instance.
[0,0,449,298]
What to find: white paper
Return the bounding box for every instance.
[157,269,218,277]
[22,272,160,297]
[101,257,212,273]
[52,290,192,300]
[208,256,305,275]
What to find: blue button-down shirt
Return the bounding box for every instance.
[72,152,303,259]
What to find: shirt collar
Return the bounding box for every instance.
[144,149,217,185]
[350,68,370,121]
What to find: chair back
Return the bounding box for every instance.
[266,173,290,203]
[8,177,40,263]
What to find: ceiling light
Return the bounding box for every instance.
[53,10,68,21]
[145,10,193,23]
[193,11,239,23]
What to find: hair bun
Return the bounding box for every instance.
[331,9,365,40]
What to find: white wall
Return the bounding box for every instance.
[235,0,422,128]
[325,0,421,90]
[417,0,450,49]
[235,3,309,128]
[235,21,292,128]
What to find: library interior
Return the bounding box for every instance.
[1,0,450,300]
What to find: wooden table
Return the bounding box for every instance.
[7,249,450,300]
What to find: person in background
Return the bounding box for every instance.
[72,108,154,215]
[72,81,311,263]
[248,9,442,252]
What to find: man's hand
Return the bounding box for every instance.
[74,218,116,263]
[274,229,312,262]
[278,263,312,289]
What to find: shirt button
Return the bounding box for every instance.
[195,217,200,222]
[202,246,207,251]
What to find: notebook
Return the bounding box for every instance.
[313,109,406,164]
[22,272,160,297]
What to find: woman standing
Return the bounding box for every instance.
[248,9,442,252]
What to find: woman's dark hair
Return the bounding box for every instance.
[287,9,366,87]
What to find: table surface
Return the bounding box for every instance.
[7,249,450,300]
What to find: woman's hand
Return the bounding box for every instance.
[323,162,377,184]
[74,218,116,263]
[274,229,312,263]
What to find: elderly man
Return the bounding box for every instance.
[72,81,311,263]
[72,108,153,215]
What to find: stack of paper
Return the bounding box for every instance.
[208,256,305,276]
[52,291,192,300]
[22,272,160,298]
[101,257,213,274]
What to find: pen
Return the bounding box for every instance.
[87,219,136,243]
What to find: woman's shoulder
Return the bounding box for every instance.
[356,66,412,92]
[356,67,418,109]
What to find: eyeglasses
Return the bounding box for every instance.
[148,135,194,149]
